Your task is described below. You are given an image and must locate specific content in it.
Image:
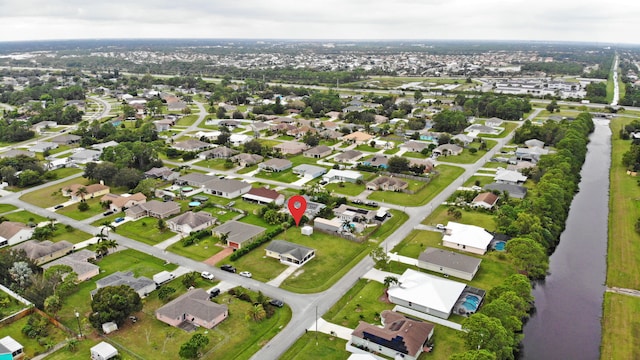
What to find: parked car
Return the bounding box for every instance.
[366,201,378,207]
[209,288,221,299]
[103,210,114,216]
[471,185,482,191]
[352,199,363,204]
[269,299,284,308]
[239,271,252,278]
[220,264,236,273]
[436,224,446,230]
[114,217,125,223]
[319,180,328,185]
[54,204,64,209]
[201,271,214,280]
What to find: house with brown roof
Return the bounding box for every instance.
[156,288,228,330]
[418,247,482,281]
[366,176,408,192]
[203,179,252,199]
[350,310,434,360]
[303,145,332,159]
[242,187,285,206]
[144,167,175,180]
[400,140,431,153]
[14,240,73,265]
[0,221,34,247]
[341,131,373,144]
[62,183,110,201]
[101,193,147,213]
[231,153,264,167]
[125,200,181,219]
[175,173,218,188]
[42,249,99,282]
[273,141,308,155]
[212,221,266,249]
[258,158,292,172]
[167,211,216,234]
[50,134,81,145]
[433,144,463,157]
[172,139,211,152]
[472,192,499,209]
[334,149,364,164]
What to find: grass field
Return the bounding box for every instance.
[280,332,349,360]
[0,204,18,214]
[20,177,89,207]
[0,314,71,359]
[3,210,48,225]
[176,114,198,126]
[323,279,394,328]
[368,165,465,206]
[114,218,177,246]
[324,181,365,196]
[57,198,105,220]
[600,292,640,360]
[166,235,226,261]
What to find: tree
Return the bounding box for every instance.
[370,247,390,269]
[77,202,90,212]
[432,109,469,134]
[157,218,167,232]
[450,349,497,360]
[387,156,410,173]
[133,178,160,198]
[179,333,210,359]
[75,186,88,202]
[9,261,33,289]
[158,286,176,302]
[505,237,549,279]
[89,285,143,328]
[44,294,62,316]
[383,276,399,292]
[243,139,263,155]
[181,272,198,288]
[247,304,267,322]
[462,313,514,360]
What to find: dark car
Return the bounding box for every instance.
[269,299,284,308]
[54,204,64,209]
[366,201,379,207]
[220,264,236,273]
[103,211,114,216]
[114,217,125,223]
[209,288,221,299]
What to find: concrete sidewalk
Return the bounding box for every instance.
[155,234,183,250]
[362,268,398,283]
[308,318,354,340]
[266,265,298,287]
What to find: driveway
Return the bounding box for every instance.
[203,247,234,266]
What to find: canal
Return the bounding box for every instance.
[520,118,611,360]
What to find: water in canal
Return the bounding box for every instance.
[520,119,610,360]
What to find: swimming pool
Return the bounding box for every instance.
[461,295,481,312]
[494,241,506,251]
[188,201,201,207]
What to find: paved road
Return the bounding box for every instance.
[170,100,207,141]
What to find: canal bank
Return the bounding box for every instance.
[520,118,611,359]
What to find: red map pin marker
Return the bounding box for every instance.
[287,195,307,227]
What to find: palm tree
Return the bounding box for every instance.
[246,304,266,322]
[97,221,116,243]
[75,187,88,202]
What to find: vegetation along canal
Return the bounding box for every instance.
[521,119,611,359]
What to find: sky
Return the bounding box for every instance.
[0,0,639,44]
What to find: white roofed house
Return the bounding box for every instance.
[292,164,327,179]
[29,141,58,153]
[229,134,253,146]
[494,169,527,185]
[69,149,101,164]
[323,169,363,183]
[441,221,494,255]
[0,336,24,359]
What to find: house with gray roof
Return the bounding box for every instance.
[92,271,156,299]
[203,179,251,199]
[258,158,292,172]
[91,140,119,151]
[125,200,181,219]
[29,141,58,153]
[172,139,211,152]
[494,169,527,185]
[156,288,228,329]
[13,240,73,265]
[418,247,482,281]
[0,149,35,158]
[231,153,264,167]
[42,249,99,282]
[303,145,332,159]
[176,173,218,187]
[334,149,364,163]
[167,211,216,234]
[212,221,266,249]
[265,240,315,267]
[50,134,81,145]
[400,140,430,153]
[69,149,101,164]
[483,182,528,199]
[292,164,327,179]
[203,146,239,159]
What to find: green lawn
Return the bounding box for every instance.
[236,165,258,174]
[0,204,18,214]
[3,210,48,225]
[114,218,177,246]
[280,332,349,360]
[195,158,234,171]
[421,205,498,231]
[47,167,83,179]
[177,114,199,126]
[600,292,640,360]
[429,325,467,360]
[354,144,378,153]
[384,147,400,155]
[324,181,365,197]
[369,209,409,242]
[229,241,289,282]
[436,145,491,164]
[50,223,93,244]
[478,122,519,138]
[258,139,281,148]
[20,177,90,207]
[167,236,226,262]
[0,314,71,359]
[57,198,106,220]
[323,279,394,328]
[368,165,465,206]
[464,175,495,188]
[254,170,301,183]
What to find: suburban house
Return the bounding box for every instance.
[334,150,364,163]
[418,247,482,281]
[442,222,494,255]
[31,120,57,133]
[144,167,176,180]
[471,192,499,209]
[292,164,327,179]
[515,146,549,162]
[494,169,527,185]
[229,134,253,146]
[125,200,181,219]
[483,182,527,199]
[334,204,378,223]
[361,155,388,169]
[156,288,228,329]
[153,119,175,132]
[167,211,216,234]
[242,187,285,206]
[432,144,463,156]
[408,158,435,173]
[50,134,81,145]
[0,336,24,360]
[101,193,147,212]
[400,140,431,153]
[90,341,118,360]
[172,139,211,152]
[313,217,344,233]
[203,179,252,199]
[265,240,316,267]
[0,221,34,247]
[69,149,101,164]
[231,153,264,167]
[62,183,110,201]
[342,131,373,144]
[366,176,408,192]
[485,117,504,127]
[464,124,501,135]
[273,141,308,155]
[322,169,363,183]
[350,310,434,360]
[304,198,326,219]
[176,173,218,188]
[0,149,35,159]
[212,221,266,249]
[42,249,100,282]
[303,145,332,158]
[258,158,292,172]
[14,240,74,265]
[387,268,467,319]
[91,141,119,152]
[205,146,239,159]
[29,142,58,153]
[194,130,221,142]
[452,134,474,146]
[92,271,156,299]
[524,138,545,149]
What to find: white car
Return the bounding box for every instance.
[201,271,214,280]
[436,224,446,230]
[239,271,252,278]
